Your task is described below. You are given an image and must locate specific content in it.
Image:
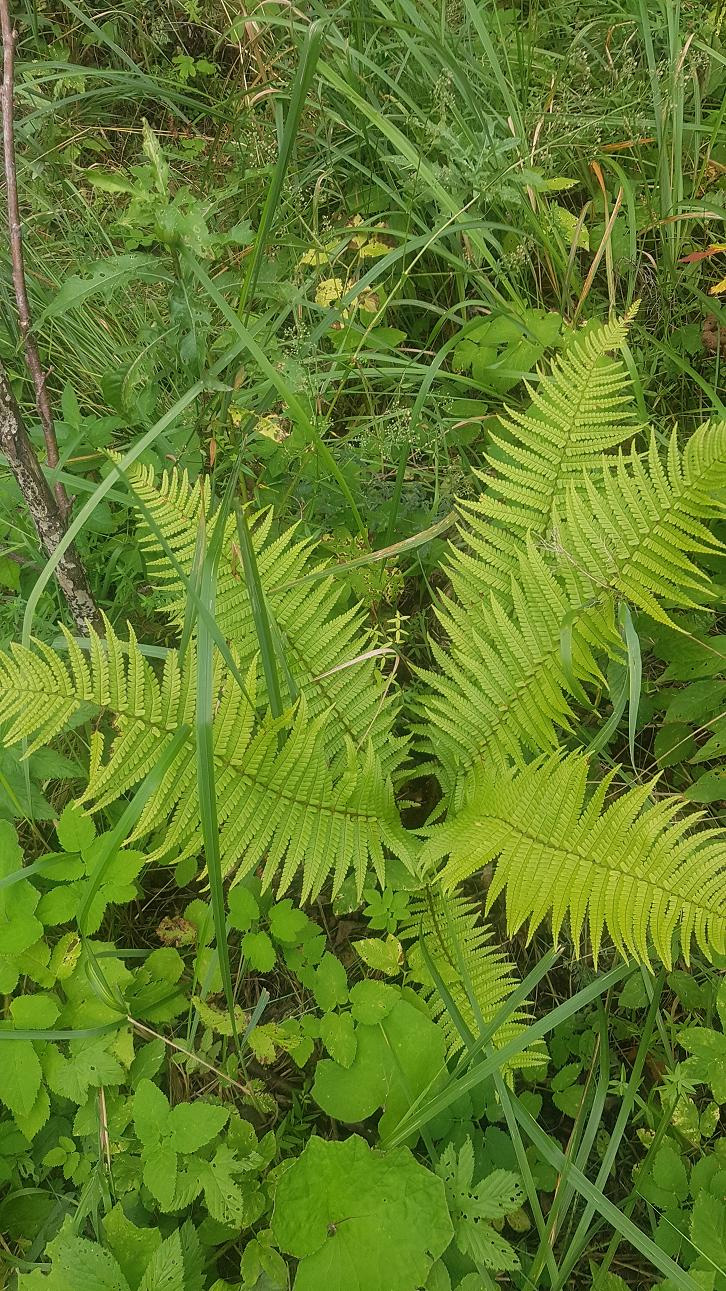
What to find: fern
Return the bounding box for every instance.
[446,316,638,610]
[402,887,541,1071]
[556,424,726,625]
[122,463,404,776]
[423,755,726,969]
[0,621,412,899]
[419,543,607,799]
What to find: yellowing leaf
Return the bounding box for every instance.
[357,289,381,314]
[354,934,402,976]
[550,204,589,251]
[358,238,391,259]
[710,275,726,296]
[315,277,345,307]
[299,247,332,267]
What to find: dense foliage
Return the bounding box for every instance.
[4,3,726,1290]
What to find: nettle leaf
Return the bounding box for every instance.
[268,898,313,943]
[44,1039,124,1104]
[168,1101,229,1152]
[17,1219,131,1290]
[133,1077,172,1144]
[320,1011,357,1067]
[272,1136,452,1291]
[196,1145,265,1228]
[138,1223,204,1291]
[312,997,446,1139]
[56,803,96,853]
[0,1037,42,1119]
[311,952,349,1011]
[102,1205,161,1291]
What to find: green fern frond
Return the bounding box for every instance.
[419,543,607,800]
[556,423,726,624]
[0,621,412,899]
[122,462,403,775]
[402,887,541,1070]
[423,754,726,968]
[447,316,638,609]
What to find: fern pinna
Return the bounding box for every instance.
[1,313,726,1009]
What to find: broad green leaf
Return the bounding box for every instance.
[168,1100,229,1153]
[227,885,260,932]
[143,1141,178,1210]
[0,1039,42,1118]
[197,1146,265,1228]
[9,994,60,1029]
[320,1011,357,1067]
[312,998,446,1139]
[353,934,402,976]
[349,979,398,1024]
[138,1223,204,1291]
[17,1221,131,1291]
[44,1040,124,1104]
[272,1135,452,1291]
[133,1077,171,1144]
[56,803,96,853]
[42,255,164,320]
[242,930,276,972]
[312,952,348,1011]
[268,899,312,943]
[102,1205,161,1291]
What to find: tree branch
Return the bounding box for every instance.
[0,1,69,518]
[0,364,99,631]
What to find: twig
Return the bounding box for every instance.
[0,2,68,517]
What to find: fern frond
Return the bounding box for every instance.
[122,462,403,775]
[419,543,607,800]
[556,424,726,624]
[401,887,541,1071]
[0,621,412,899]
[423,754,726,968]
[448,316,638,608]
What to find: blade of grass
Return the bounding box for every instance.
[238,20,324,319]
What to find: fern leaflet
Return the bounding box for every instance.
[0,621,412,899]
[423,754,726,968]
[122,462,404,776]
[402,887,541,1071]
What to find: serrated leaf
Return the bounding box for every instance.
[168,1100,229,1153]
[133,1078,171,1144]
[353,934,402,976]
[320,1011,357,1067]
[42,255,164,320]
[143,1141,178,1210]
[0,1039,42,1118]
[43,1040,123,1104]
[56,803,96,853]
[102,1204,161,1291]
[241,930,276,972]
[312,953,348,1011]
[227,884,260,932]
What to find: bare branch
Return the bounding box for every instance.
[0,362,99,632]
[0,2,69,517]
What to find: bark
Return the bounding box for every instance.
[0,365,99,631]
